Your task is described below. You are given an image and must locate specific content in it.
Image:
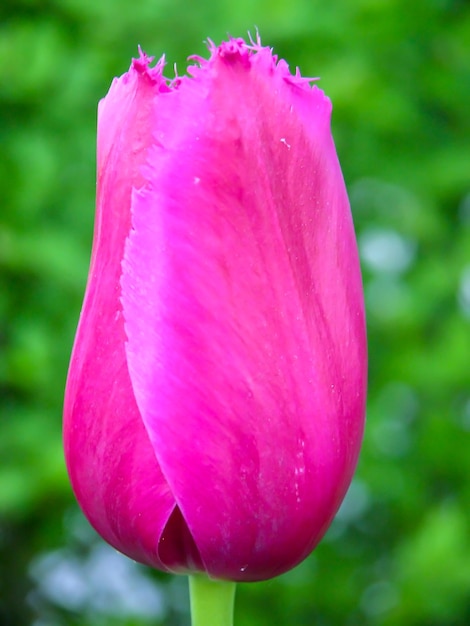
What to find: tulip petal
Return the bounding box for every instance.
[64,56,178,570]
[121,40,366,581]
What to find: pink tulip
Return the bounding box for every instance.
[64,37,367,583]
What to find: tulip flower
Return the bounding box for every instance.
[64,35,367,625]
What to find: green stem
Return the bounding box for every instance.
[189,574,236,626]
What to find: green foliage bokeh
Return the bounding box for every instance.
[1,0,469,624]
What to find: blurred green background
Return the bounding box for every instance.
[1,0,469,624]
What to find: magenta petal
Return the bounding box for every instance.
[63,54,177,570]
[121,41,366,581]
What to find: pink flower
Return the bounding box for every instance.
[64,37,367,582]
